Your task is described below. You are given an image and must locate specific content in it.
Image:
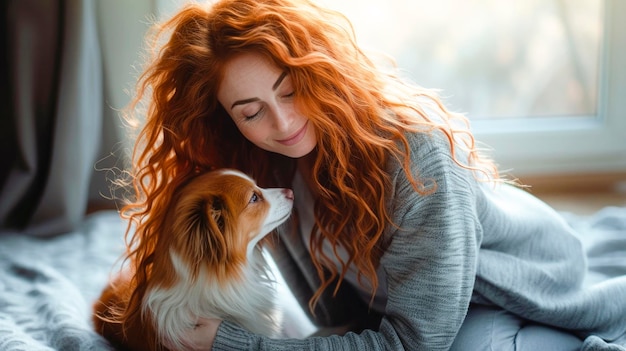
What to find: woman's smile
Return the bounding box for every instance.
[276,121,309,146]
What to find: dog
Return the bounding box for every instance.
[93,169,294,350]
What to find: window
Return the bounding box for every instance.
[327,0,602,120]
[323,0,626,176]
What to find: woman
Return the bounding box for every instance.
[119,0,626,350]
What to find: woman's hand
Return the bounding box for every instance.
[175,318,222,351]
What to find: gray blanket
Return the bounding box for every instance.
[0,211,124,350]
[1,207,625,350]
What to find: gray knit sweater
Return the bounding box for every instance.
[212,130,626,350]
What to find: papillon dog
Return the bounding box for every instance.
[93,169,294,350]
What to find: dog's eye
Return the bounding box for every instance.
[249,192,261,203]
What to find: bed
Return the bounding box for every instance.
[1,206,625,350]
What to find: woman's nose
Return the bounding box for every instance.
[272,106,291,132]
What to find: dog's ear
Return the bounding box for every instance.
[183,195,228,273]
[209,197,224,232]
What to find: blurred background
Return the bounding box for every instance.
[318,0,626,213]
[2,0,625,236]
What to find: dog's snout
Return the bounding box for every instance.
[283,188,294,200]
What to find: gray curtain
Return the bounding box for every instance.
[1,0,121,237]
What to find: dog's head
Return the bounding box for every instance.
[164,169,293,280]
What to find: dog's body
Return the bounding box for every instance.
[93,169,294,350]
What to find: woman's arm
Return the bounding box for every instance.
[378,131,481,348]
[176,318,221,351]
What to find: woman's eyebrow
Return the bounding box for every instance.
[231,72,288,110]
[231,97,260,109]
[272,71,287,91]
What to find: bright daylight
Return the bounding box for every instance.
[2,1,625,350]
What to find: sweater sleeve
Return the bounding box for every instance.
[211,131,482,350]
[379,130,481,349]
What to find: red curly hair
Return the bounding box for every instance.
[118,0,502,324]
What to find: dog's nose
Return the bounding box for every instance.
[283,188,294,200]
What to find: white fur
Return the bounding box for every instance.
[248,187,293,256]
[146,250,279,348]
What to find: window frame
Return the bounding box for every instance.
[472,0,626,177]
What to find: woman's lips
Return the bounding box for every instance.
[276,121,308,146]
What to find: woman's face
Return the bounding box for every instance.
[217,52,317,158]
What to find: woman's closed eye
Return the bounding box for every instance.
[244,107,264,120]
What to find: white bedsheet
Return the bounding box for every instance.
[1,207,625,350]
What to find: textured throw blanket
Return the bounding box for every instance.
[0,211,124,350]
[0,207,625,350]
